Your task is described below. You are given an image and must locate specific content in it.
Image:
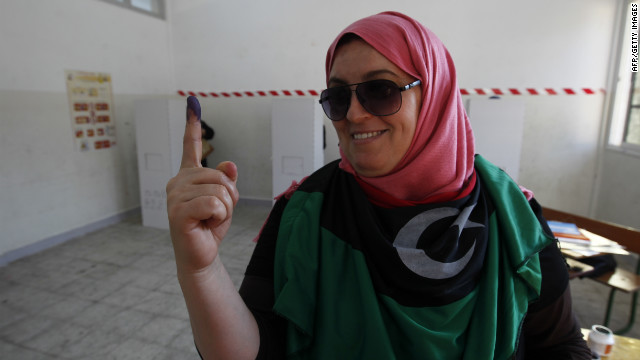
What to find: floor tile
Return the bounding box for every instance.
[133,290,189,320]
[37,296,94,321]
[1,283,67,312]
[168,326,197,352]
[136,316,189,345]
[62,328,123,359]
[57,276,126,302]
[0,314,59,344]
[1,342,61,360]
[27,321,92,355]
[0,300,28,328]
[156,347,201,360]
[70,301,125,328]
[99,307,155,337]
[106,338,166,360]
[101,284,154,308]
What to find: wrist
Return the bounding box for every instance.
[176,257,224,288]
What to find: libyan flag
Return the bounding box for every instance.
[272,156,552,359]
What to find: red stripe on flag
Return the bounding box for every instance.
[545,88,557,95]
[257,91,267,96]
[583,88,595,94]
[269,90,279,96]
[198,92,208,97]
[563,88,576,95]
[295,90,305,96]
[491,88,504,95]
[177,90,186,96]
[475,88,486,95]
[309,90,319,96]
[460,89,470,95]
[526,88,539,95]
[209,92,219,98]
[221,92,231,97]
[245,91,255,97]
[283,90,292,96]
[188,91,196,96]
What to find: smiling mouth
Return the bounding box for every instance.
[352,130,387,140]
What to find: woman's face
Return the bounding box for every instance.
[329,39,422,177]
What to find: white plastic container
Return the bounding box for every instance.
[587,325,615,357]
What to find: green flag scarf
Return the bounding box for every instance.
[273,155,553,359]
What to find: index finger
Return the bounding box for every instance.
[181,96,203,169]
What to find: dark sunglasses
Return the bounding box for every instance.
[319,79,421,121]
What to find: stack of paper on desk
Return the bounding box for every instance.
[548,221,629,257]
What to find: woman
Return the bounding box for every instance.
[167,12,591,359]
[200,120,215,168]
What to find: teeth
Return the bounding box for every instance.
[353,131,383,140]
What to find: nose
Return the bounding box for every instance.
[345,88,371,123]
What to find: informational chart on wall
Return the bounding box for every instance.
[65,70,116,152]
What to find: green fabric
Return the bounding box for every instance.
[273,156,554,359]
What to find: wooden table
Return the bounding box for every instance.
[543,207,640,335]
[581,328,640,359]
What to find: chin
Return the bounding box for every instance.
[353,163,391,178]
[347,150,397,177]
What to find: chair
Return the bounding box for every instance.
[542,207,640,335]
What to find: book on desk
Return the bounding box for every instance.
[548,220,629,258]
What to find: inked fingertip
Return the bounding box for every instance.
[186,96,201,121]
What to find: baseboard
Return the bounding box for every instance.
[0,207,141,267]
[0,199,270,267]
[238,197,273,207]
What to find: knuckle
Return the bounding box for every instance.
[219,187,233,205]
[166,177,176,193]
[207,196,222,210]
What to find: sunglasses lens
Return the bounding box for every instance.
[321,87,351,121]
[358,80,400,116]
[319,80,404,121]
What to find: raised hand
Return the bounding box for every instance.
[166,96,239,274]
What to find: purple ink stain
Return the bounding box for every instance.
[186,96,201,121]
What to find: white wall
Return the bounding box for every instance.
[0,0,174,259]
[2,0,635,262]
[595,149,640,229]
[169,0,615,215]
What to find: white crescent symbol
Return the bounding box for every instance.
[393,205,484,279]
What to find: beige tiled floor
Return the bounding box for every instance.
[0,201,637,359]
[0,201,270,360]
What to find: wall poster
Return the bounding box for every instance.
[65,70,116,152]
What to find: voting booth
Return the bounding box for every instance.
[271,98,324,199]
[134,99,184,229]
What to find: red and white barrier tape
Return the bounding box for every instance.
[459,88,605,95]
[177,87,605,98]
[177,90,319,98]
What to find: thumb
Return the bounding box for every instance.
[216,161,239,206]
[216,161,238,182]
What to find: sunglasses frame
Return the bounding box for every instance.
[319,79,421,121]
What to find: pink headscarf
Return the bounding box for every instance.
[325,11,476,206]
